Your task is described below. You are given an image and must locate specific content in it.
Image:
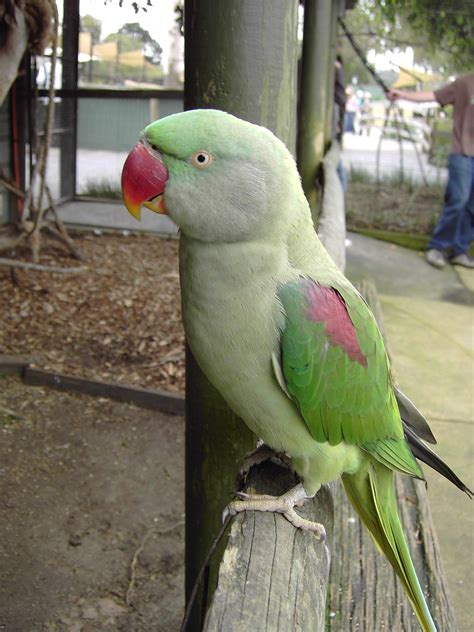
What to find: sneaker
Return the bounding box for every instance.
[425,249,446,269]
[450,253,474,268]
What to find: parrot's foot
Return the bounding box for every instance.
[223,483,326,538]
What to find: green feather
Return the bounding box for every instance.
[278,280,422,477]
[343,461,436,632]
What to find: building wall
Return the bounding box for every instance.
[77,95,183,152]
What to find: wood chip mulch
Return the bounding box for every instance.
[0,233,185,393]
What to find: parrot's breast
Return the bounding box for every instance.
[178,235,362,482]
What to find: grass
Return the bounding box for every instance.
[348,165,434,192]
[82,178,122,200]
[350,227,474,256]
[350,228,430,251]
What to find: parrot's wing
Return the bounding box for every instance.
[276,279,422,478]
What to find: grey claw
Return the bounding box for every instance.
[234,491,250,500]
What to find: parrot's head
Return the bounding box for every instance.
[121,109,301,243]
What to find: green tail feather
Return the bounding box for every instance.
[342,462,437,632]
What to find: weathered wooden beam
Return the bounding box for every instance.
[327,475,457,630]
[0,354,34,376]
[22,366,185,415]
[204,461,334,631]
[317,141,346,271]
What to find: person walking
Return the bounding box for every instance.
[389,74,474,269]
[344,87,359,134]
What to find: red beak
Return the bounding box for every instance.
[121,142,169,220]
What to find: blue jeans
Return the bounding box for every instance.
[428,153,474,256]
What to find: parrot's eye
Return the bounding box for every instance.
[191,151,213,169]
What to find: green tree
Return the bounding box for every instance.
[105,23,162,64]
[81,15,102,82]
[374,0,474,71]
[80,14,102,43]
[343,0,473,77]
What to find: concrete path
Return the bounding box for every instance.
[347,233,473,632]
[57,199,178,236]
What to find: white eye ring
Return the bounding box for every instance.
[191,151,213,169]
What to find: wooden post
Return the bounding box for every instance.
[60,0,79,200]
[324,0,340,144]
[183,1,299,628]
[204,462,334,631]
[297,0,334,221]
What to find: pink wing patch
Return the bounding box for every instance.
[305,283,367,367]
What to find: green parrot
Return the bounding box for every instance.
[121,109,471,632]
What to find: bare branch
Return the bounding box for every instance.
[0,257,87,274]
[0,174,25,198]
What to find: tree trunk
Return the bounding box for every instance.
[0,2,28,106]
[184,1,299,628]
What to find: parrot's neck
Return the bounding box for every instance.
[178,234,296,338]
[178,231,293,397]
[287,200,349,286]
[180,234,293,296]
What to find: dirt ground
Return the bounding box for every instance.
[0,376,185,631]
[0,233,188,631]
[345,181,443,235]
